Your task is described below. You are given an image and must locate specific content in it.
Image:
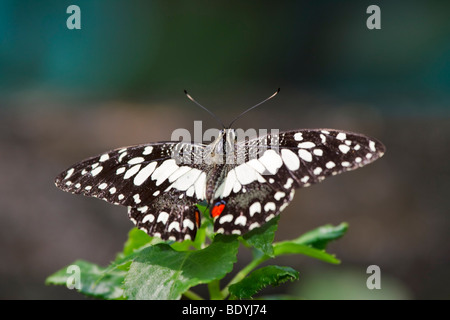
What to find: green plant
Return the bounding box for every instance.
[46,207,348,300]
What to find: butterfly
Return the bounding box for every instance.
[55,90,385,241]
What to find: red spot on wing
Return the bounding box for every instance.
[194,208,201,227]
[212,203,225,218]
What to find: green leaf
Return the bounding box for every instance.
[241,216,279,257]
[229,266,299,299]
[45,260,125,299]
[124,234,239,300]
[122,228,154,256]
[273,242,340,264]
[291,222,348,250]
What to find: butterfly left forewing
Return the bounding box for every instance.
[55,141,206,206]
[55,141,208,240]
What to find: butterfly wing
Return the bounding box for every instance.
[55,141,207,241]
[212,129,385,235]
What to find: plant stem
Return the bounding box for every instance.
[220,254,269,298]
[207,279,223,300]
[183,290,204,300]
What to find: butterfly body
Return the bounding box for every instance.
[55,126,385,242]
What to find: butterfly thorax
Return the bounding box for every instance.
[203,129,236,204]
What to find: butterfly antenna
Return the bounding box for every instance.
[228,88,280,128]
[184,90,225,129]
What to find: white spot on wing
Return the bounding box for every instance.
[64,168,74,180]
[183,219,195,230]
[313,167,322,175]
[168,166,192,183]
[133,162,158,186]
[284,178,294,189]
[281,149,300,171]
[168,221,181,232]
[274,191,286,201]
[249,202,261,217]
[298,149,312,162]
[294,132,303,141]
[219,214,233,224]
[259,150,283,174]
[137,206,148,213]
[186,185,195,197]
[143,146,153,155]
[142,214,155,223]
[118,152,127,162]
[280,202,289,212]
[246,159,266,174]
[264,202,276,212]
[234,216,247,226]
[133,194,141,204]
[194,172,206,200]
[99,154,109,162]
[222,170,238,198]
[124,164,141,179]
[234,164,257,185]
[369,140,376,152]
[152,159,179,186]
[326,161,336,169]
[171,168,202,191]
[249,222,260,230]
[313,149,323,156]
[128,157,145,165]
[233,180,242,193]
[339,144,350,154]
[297,142,315,149]
[157,211,169,225]
[336,132,346,140]
[91,166,103,177]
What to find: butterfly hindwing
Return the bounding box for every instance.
[127,189,200,241]
[213,180,295,235]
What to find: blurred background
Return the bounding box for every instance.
[1,0,449,299]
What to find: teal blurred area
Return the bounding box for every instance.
[0,1,449,300]
[0,0,449,111]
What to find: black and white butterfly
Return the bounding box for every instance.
[55,90,385,242]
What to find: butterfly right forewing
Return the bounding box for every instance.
[211,129,385,235]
